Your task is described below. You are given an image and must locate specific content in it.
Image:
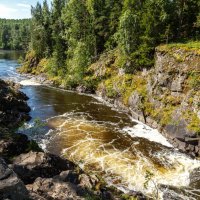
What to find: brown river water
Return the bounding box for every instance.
[1,50,200,199]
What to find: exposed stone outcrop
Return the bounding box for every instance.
[11,151,76,184]
[0,158,29,200]
[92,47,200,157]
[0,80,31,127]
[145,47,200,156]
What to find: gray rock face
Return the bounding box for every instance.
[189,167,200,188]
[0,158,29,200]
[128,91,141,109]
[76,85,87,93]
[170,75,186,92]
[11,151,75,184]
[27,177,84,200]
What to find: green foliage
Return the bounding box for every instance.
[184,111,200,134]
[144,170,159,199]
[84,193,100,200]
[104,78,118,98]
[159,41,200,51]
[187,72,200,91]
[22,0,199,89]
[121,194,137,200]
[26,140,42,152]
[144,170,154,189]
[18,50,38,74]
[0,19,30,50]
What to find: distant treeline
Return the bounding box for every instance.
[25,0,199,87]
[0,19,31,50]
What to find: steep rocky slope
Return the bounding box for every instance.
[88,46,200,156]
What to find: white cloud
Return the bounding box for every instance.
[0,4,18,19]
[0,3,31,19]
[17,3,31,9]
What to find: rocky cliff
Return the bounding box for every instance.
[88,46,200,156]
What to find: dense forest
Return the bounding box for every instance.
[22,0,200,89]
[0,19,30,50]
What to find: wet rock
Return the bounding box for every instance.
[160,184,200,200]
[11,151,76,184]
[0,158,29,200]
[26,177,84,200]
[186,144,195,152]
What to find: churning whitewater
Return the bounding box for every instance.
[41,112,200,199]
[1,51,200,199]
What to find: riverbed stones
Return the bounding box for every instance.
[11,151,76,184]
[0,158,29,200]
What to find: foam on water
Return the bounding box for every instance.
[124,119,173,148]
[20,79,41,86]
[43,113,200,199]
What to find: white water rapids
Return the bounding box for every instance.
[1,52,200,199]
[39,112,200,199]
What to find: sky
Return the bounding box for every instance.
[0,0,51,19]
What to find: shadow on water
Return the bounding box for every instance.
[0,50,25,60]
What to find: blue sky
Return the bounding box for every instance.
[0,0,52,19]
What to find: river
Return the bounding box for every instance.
[0,50,200,199]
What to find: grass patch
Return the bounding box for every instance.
[158,41,200,52]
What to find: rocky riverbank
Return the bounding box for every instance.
[19,45,200,157]
[0,80,30,128]
[0,79,146,200]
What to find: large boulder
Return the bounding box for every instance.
[0,129,41,160]
[11,152,76,184]
[0,80,31,128]
[26,177,84,200]
[0,158,29,200]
